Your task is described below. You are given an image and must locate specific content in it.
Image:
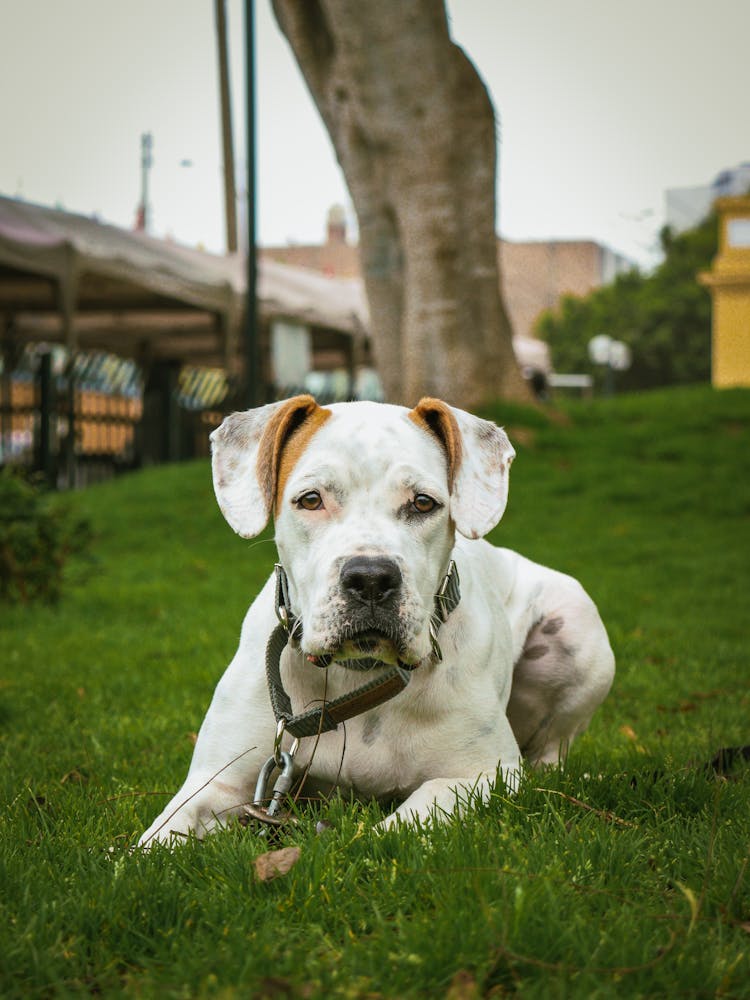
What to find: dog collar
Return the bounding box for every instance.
[266,559,461,741]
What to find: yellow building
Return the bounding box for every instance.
[700,196,750,387]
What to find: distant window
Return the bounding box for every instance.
[727,218,750,249]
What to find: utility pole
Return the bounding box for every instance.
[136,132,154,231]
[214,0,238,253]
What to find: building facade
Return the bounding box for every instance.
[260,206,633,342]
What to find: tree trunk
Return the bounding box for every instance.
[271,0,531,408]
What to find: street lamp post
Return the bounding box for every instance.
[588,334,632,395]
[244,0,260,406]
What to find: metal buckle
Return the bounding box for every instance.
[274,563,290,630]
[429,616,443,662]
[435,559,457,623]
[428,559,459,661]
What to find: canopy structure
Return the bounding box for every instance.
[0,196,544,385]
[259,256,368,336]
[0,197,368,374]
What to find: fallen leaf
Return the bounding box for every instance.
[446,970,480,1000]
[253,976,298,998]
[254,846,301,882]
[619,724,638,741]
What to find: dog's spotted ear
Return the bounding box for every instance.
[210,395,330,537]
[409,397,515,539]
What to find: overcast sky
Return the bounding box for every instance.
[0,0,747,269]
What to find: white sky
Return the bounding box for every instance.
[0,0,747,269]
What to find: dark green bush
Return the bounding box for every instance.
[0,471,92,603]
[536,213,717,391]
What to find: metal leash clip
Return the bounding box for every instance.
[243,719,300,830]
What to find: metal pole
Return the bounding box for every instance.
[244,0,260,407]
[0,320,11,465]
[140,132,153,232]
[605,343,615,397]
[38,350,55,487]
[215,0,238,253]
[62,354,77,489]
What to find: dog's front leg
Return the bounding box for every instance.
[137,676,273,847]
[138,764,264,847]
[138,582,278,847]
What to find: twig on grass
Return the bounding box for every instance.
[534,786,637,828]
[491,928,677,978]
[139,744,259,845]
[291,668,331,808]
[98,790,175,805]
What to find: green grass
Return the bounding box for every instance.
[1,384,749,998]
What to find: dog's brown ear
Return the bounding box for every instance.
[210,395,329,537]
[409,397,515,539]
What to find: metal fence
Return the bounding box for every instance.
[0,347,230,488]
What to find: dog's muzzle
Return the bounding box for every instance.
[336,555,405,658]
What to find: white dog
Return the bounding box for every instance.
[139,395,614,846]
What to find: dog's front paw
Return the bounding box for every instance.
[376,772,506,832]
[375,810,406,832]
[137,815,197,850]
[136,775,254,849]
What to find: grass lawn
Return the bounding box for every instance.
[1,384,749,998]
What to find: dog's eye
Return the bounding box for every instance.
[296,490,323,511]
[412,493,438,514]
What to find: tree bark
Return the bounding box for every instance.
[272,0,531,408]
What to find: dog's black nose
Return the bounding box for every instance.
[340,556,402,605]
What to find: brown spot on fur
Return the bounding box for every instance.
[523,644,549,660]
[541,616,564,636]
[254,395,332,514]
[408,398,463,490]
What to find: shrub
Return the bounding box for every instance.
[0,471,92,603]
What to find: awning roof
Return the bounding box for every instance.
[0,195,242,315]
[259,257,368,335]
[0,197,367,368]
